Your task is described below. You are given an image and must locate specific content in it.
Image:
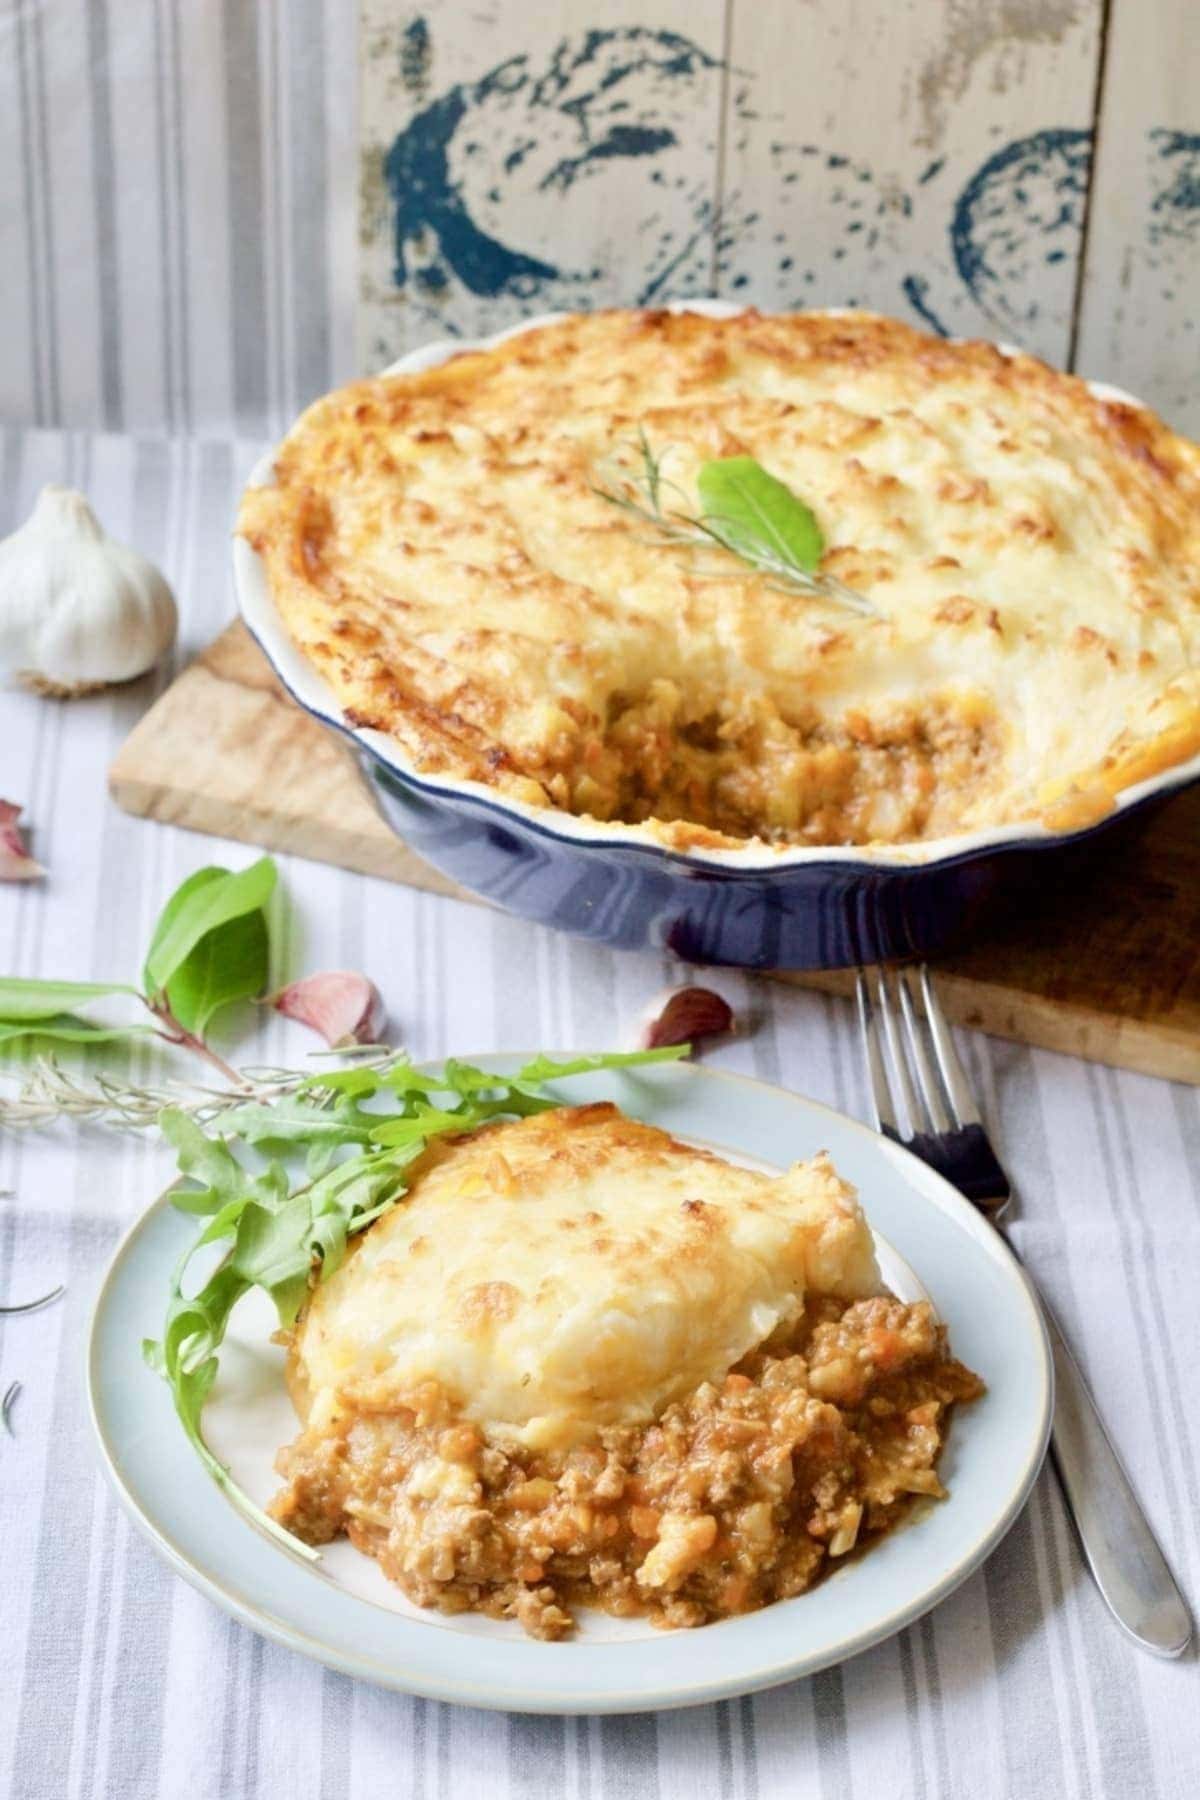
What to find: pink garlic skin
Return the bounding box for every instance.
[0,799,44,882]
[273,971,386,1047]
[640,985,735,1051]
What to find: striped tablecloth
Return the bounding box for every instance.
[1,428,1197,1800]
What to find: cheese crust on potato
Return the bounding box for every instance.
[240,308,1200,854]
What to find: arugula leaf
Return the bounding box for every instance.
[305,1151,419,1279]
[160,1109,250,1209]
[215,1095,379,1150]
[228,1193,318,1327]
[376,1061,456,1099]
[296,1063,393,1099]
[145,1255,311,1557]
[143,858,277,999]
[144,1047,689,1548]
[0,977,138,1021]
[368,1102,490,1149]
[161,1108,288,1217]
[514,1047,687,1085]
[697,456,824,576]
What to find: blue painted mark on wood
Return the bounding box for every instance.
[901,275,950,336]
[383,26,723,309]
[380,23,1159,354]
[399,17,431,100]
[1147,129,1200,248]
[949,128,1092,331]
[715,139,913,304]
[1128,129,1200,347]
[386,84,564,299]
[539,125,679,194]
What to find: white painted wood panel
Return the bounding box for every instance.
[1074,0,1200,430]
[719,0,1103,365]
[358,1,728,369]
[359,1,1112,375]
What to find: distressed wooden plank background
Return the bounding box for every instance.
[357,0,1198,432]
[1075,0,1200,421]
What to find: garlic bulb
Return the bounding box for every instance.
[0,485,177,696]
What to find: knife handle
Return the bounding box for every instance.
[1042,1299,1191,1657]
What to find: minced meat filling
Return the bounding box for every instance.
[270,1294,983,1639]
[559,685,1005,847]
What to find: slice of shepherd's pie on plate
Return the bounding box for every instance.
[270,1102,983,1638]
[93,1056,1048,1707]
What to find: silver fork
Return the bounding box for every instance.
[856,963,1192,1659]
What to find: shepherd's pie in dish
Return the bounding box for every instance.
[238,308,1200,858]
[271,1103,983,1637]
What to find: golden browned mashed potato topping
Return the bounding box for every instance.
[238,308,1200,854]
[270,1104,983,1636]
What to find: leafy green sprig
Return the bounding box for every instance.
[593,433,878,618]
[143,1047,686,1553]
[0,857,279,1085]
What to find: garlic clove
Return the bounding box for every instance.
[0,485,177,696]
[0,799,45,882]
[639,985,735,1051]
[272,971,387,1047]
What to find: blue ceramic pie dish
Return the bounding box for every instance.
[234,306,1200,971]
[352,757,1184,967]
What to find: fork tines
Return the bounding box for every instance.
[855,963,1010,1207]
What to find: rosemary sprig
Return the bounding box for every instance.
[0,1047,402,1133]
[592,434,878,618]
[1,1381,20,1438]
[0,1282,65,1315]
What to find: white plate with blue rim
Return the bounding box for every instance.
[88,1056,1051,1714]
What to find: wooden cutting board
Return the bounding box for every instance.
[109,622,1200,1083]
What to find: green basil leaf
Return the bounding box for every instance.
[0,977,138,1022]
[143,858,277,998]
[0,1013,155,1046]
[140,868,227,994]
[164,907,271,1037]
[697,456,824,575]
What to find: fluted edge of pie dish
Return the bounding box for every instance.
[233,302,1200,964]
